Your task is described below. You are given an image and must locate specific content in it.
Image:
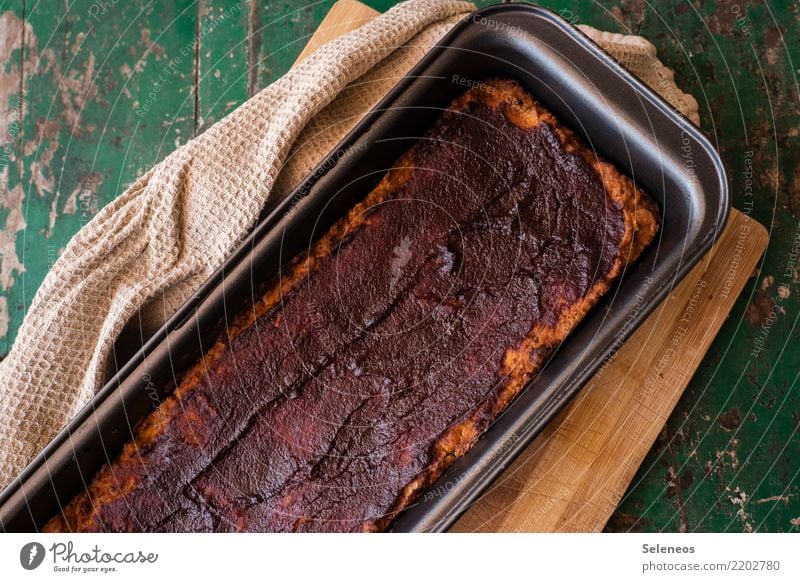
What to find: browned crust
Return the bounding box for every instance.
[46,79,659,533]
[368,79,659,531]
[44,154,419,533]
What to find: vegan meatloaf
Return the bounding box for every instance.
[45,79,659,532]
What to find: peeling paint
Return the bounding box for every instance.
[139,28,165,60]
[63,185,80,214]
[63,172,103,217]
[57,52,97,137]
[745,288,776,326]
[729,437,741,470]
[0,295,8,338]
[665,465,690,532]
[0,13,31,293]
[0,12,34,142]
[28,120,59,200]
[754,494,795,504]
[607,0,647,32]
[70,31,87,55]
[764,46,779,67]
[762,166,780,194]
[714,437,741,474]
[0,170,26,289]
[47,192,59,233]
[706,0,762,37]
[41,47,99,137]
[728,487,754,532]
[789,164,800,220]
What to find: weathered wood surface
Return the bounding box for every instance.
[0,0,797,531]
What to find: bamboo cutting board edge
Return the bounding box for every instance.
[453,210,767,532]
[295,0,770,532]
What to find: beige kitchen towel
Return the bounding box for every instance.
[0,0,699,490]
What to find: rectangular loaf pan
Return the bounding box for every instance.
[0,3,729,532]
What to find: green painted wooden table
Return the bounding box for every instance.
[0,0,797,532]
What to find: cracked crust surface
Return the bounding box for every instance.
[45,79,659,533]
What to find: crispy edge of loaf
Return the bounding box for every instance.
[46,79,659,533]
[44,155,418,533]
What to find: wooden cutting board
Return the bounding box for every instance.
[296,0,770,532]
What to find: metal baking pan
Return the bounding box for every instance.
[0,3,729,532]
